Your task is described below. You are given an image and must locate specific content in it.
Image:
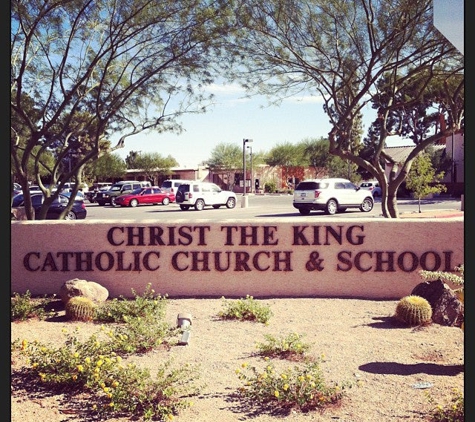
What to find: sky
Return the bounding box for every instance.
[113,1,464,169]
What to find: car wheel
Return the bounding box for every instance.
[226,197,236,209]
[130,199,139,207]
[299,209,311,215]
[325,199,338,215]
[111,197,118,207]
[180,205,190,211]
[194,199,205,211]
[162,197,170,206]
[360,197,374,212]
[213,205,220,209]
[65,211,77,220]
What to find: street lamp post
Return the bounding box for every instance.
[247,145,253,194]
[242,138,253,208]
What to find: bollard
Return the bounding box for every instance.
[176,313,192,345]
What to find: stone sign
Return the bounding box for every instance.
[11,218,464,299]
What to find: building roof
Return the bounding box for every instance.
[382,146,415,163]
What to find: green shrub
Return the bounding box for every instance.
[255,333,311,360]
[12,328,202,421]
[94,284,167,323]
[218,295,273,324]
[426,388,464,422]
[235,358,351,412]
[11,291,57,321]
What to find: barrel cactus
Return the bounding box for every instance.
[65,296,96,321]
[395,295,432,326]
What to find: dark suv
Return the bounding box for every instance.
[95,181,151,206]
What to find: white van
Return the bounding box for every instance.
[160,179,190,195]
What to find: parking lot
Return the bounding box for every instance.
[84,194,463,221]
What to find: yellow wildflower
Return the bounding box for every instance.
[77,365,84,372]
[21,339,28,350]
[274,390,280,398]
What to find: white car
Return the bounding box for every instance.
[359,181,382,197]
[293,178,374,215]
[176,182,237,211]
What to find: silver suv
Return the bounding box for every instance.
[176,182,237,211]
[293,178,374,215]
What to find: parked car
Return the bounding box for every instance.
[61,190,86,201]
[160,179,190,195]
[12,182,22,196]
[85,182,113,203]
[359,181,382,197]
[95,180,152,206]
[293,178,374,215]
[114,187,175,207]
[11,193,87,220]
[175,182,237,211]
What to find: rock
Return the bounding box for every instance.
[411,280,464,328]
[59,278,109,304]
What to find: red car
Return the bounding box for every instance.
[114,187,175,207]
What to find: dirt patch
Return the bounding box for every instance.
[11,298,464,422]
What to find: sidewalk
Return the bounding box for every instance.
[399,209,464,219]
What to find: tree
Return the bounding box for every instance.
[88,153,127,182]
[11,0,232,219]
[265,142,305,189]
[406,153,446,212]
[301,137,361,182]
[207,143,242,190]
[223,0,464,217]
[125,152,179,185]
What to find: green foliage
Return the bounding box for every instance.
[406,153,447,210]
[255,333,311,360]
[12,327,201,421]
[235,358,350,412]
[65,297,96,322]
[125,151,178,184]
[394,295,433,326]
[218,295,273,324]
[94,284,168,323]
[419,265,464,287]
[89,153,127,180]
[264,180,277,193]
[426,388,464,422]
[11,291,57,321]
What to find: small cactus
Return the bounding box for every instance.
[394,295,432,326]
[65,296,96,321]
